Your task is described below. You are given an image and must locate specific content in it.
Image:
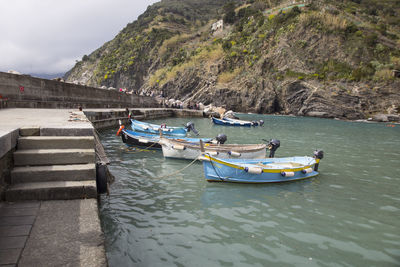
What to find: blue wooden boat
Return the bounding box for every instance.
[224,117,264,126]
[117,127,212,149]
[211,117,264,127]
[199,150,324,183]
[130,119,197,136]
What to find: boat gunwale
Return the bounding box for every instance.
[205,173,319,183]
[160,137,267,152]
[131,119,187,131]
[123,129,211,143]
[212,117,252,126]
[203,154,319,173]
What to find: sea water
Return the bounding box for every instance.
[99,115,400,266]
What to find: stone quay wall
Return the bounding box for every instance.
[86,108,205,130]
[0,72,159,109]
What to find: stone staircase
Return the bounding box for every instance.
[5,136,97,201]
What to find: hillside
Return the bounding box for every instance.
[65,0,400,120]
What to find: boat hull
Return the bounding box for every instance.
[121,129,213,150]
[130,119,187,136]
[160,138,267,160]
[121,129,161,149]
[201,155,320,183]
[212,117,252,127]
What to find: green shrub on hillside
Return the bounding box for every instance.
[351,63,375,81]
[317,59,353,80]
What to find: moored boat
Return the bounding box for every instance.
[117,127,213,149]
[212,117,264,127]
[159,137,267,160]
[199,150,324,183]
[130,119,198,136]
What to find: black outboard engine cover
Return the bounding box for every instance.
[268,139,280,158]
[313,150,324,171]
[313,150,324,160]
[185,122,199,135]
[216,134,227,144]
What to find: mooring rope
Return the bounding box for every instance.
[155,157,199,179]
[123,141,159,153]
[208,154,225,181]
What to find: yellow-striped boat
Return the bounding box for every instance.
[199,150,324,183]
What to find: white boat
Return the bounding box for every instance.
[159,137,267,160]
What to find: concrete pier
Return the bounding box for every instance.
[0,200,106,266]
[84,107,205,130]
[0,107,206,266]
[0,108,106,265]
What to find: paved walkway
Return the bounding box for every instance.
[0,201,38,266]
[0,200,106,266]
[0,108,92,135]
[0,108,107,266]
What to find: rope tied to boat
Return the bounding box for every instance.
[156,157,199,179]
[207,153,225,181]
[123,141,158,153]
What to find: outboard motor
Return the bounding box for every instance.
[267,139,280,158]
[313,150,324,171]
[259,120,264,126]
[185,121,199,136]
[215,134,227,144]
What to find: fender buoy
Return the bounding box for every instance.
[96,163,108,194]
[116,125,125,136]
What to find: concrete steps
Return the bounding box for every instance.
[11,163,96,183]
[14,149,95,166]
[6,135,97,201]
[18,136,94,149]
[5,181,97,201]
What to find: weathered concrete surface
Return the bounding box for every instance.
[0,129,19,160]
[0,149,14,200]
[0,108,109,265]
[0,200,107,266]
[17,136,94,150]
[0,71,158,109]
[13,148,95,166]
[5,181,97,201]
[0,201,39,266]
[11,163,96,184]
[19,200,107,266]
[0,106,206,264]
[19,127,40,136]
[0,108,93,143]
[84,107,205,130]
[0,108,95,164]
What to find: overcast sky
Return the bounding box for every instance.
[0,0,159,76]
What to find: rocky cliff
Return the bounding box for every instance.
[65,0,400,120]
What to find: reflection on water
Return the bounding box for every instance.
[99,115,400,266]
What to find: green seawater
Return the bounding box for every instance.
[99,115,400,266]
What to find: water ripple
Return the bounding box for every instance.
[99,117,400,267]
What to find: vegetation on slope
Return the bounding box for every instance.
[65,0,400,118]
[66,0,238,88]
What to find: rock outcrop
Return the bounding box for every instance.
[65,0,400,120]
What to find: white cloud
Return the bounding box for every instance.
[0,0,158,75]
